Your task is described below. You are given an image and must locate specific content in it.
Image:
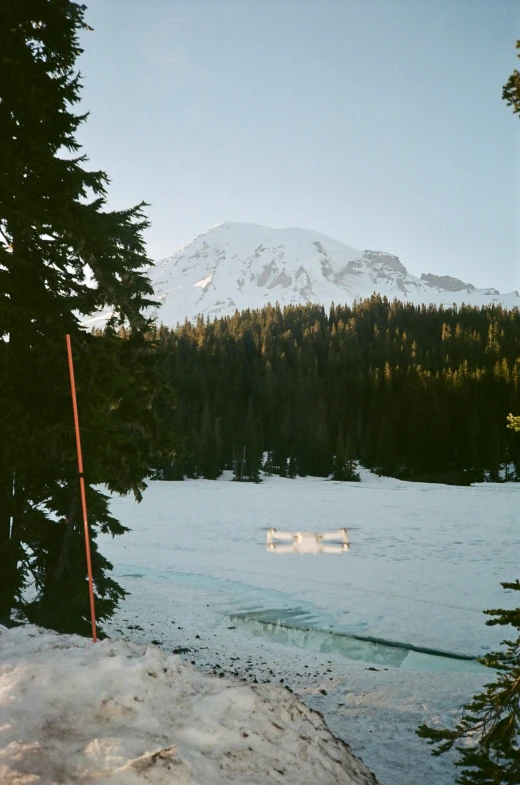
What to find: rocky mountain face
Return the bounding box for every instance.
[420,273,475,292]
[147,222,518,327]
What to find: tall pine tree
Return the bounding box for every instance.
[417,581,520,785]
[0,0,176,633]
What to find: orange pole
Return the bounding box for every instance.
[66,334,97,642]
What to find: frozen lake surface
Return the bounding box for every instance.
[99,470,519,785]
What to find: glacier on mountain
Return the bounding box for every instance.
[82,222,518,329]
[147,222,519,327]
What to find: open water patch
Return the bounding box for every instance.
[114,566,489,672]
[229,608,488,673]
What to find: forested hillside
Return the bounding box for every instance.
[144,296,520,484]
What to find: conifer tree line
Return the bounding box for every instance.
[146,296,520,484]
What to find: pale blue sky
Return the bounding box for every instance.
[77,0,519,291]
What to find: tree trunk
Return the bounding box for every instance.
[0,469,22,625]
[35,487,80,630]
[53,489,79,582]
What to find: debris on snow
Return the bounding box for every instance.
[0,625,378,784]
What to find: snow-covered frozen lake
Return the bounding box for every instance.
[99,470,519,785]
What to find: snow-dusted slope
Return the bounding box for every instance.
[147,222,519,326]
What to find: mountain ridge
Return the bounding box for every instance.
[146,222,519,326]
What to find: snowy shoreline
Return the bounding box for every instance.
[0,625,379,784]
[99,572,492,785]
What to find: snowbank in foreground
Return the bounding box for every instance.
[0,626,378,785]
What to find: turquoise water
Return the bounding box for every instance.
[117,565,487,672]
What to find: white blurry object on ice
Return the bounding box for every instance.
[267,527,350,553]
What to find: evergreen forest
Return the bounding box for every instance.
[144,296,520,485]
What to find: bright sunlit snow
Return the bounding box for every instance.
[193,275,213,289]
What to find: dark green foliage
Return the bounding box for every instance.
[503,40,520,117]
[232,407,263,483]
[417,581,520,784]
[333,429,360,482]
[0,1,177,634]
[152,298,520,483]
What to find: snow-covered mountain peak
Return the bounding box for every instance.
[146,222,519,326]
